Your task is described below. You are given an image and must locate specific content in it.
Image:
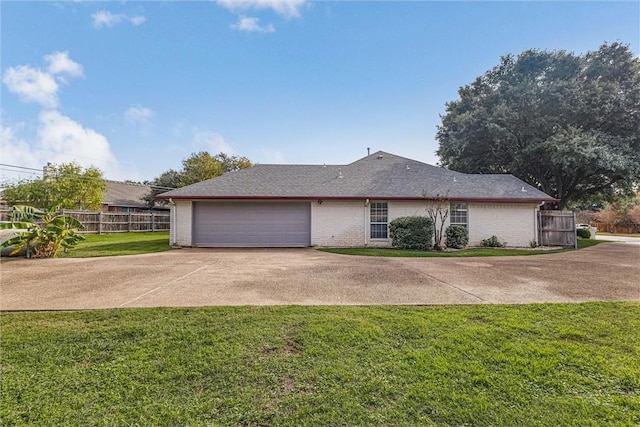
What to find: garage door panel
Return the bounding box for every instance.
[193,202,311,247]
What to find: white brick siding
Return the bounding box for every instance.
[171,200,192,246]
[172,199,539,248]
[468,202,539,247]
[311,201,365,247]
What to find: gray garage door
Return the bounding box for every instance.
[193,202,311,247]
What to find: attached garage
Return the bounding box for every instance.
[192,201,311,247]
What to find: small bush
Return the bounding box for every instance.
[389,216,434,251]
[445,225,469,249]
[576,228,591,239]
[480,235,503,248]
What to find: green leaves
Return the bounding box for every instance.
[0,204,86,258]
[1,162,106,210]
[437,42,640,209]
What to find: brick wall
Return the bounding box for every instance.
[172,200,192,246]
[468,202,538,247]
[311,201,365,247]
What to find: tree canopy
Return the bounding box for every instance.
[436,42,640,209]
[144,152,252,207]
[2,163,106,210]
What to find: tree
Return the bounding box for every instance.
[436,42,640,210]
[179,152,252,187]
[143,169,182,208]
[594,206,620,233]
[426,202,449,251]
[2,162,106,210]
[144,152,252,207]
[0,205,85,258]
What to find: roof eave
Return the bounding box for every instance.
[156,195,558,203]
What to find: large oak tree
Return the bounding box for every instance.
[436,42,640,209]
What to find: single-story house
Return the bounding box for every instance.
[102,181,169,213]
[157,151,556,248]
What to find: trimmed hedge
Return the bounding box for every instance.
[446,225,469,249]
[480,235,504,248]
[389,216,434,251]
[576,228,591,239]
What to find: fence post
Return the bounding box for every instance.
[98,211,103,235]
[151,212,155,232]
[128,212,132,233]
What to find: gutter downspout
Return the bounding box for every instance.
[364,199,370,246]
[168,198,176,246]
[536,202,544,247]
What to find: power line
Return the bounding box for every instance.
[0,163,43,172]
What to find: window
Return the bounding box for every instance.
[370,202,388,239]
[450,202,468,229]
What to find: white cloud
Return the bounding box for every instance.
[2,52,84,108]
[129,15,146,26]
[231,15,275,33]
[217,0,306,18]
[0,113,125,183]
[2,65,59,108]
[92,10,146,28]
[124,106,154,127]
[193,130,234,154]
[37,110,121,177]
[44,51,84,78]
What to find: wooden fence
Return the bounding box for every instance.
[0,209,170,234]
[538,210,576,248]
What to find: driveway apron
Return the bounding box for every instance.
[1,243,638,310]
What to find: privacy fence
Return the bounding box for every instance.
[538,210,576,248]
[0,209,170,234]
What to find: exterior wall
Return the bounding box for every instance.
[468,202,538,247]
[171,200,192,246]
[172,198,539,248]
[310,200,431,248]
[311,201,365,247]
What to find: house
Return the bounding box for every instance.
[102,181,169,213]
[157,151,556,248]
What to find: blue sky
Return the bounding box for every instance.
[1,1,638,183]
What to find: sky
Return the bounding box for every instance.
[1,0,638,184]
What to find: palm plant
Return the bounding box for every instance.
[0,205,85,258]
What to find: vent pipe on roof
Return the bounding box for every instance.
[367,147,370,156]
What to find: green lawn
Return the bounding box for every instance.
[2,303,638,425]
[319,238,607,257]
[59,232,170,258]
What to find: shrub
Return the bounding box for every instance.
[480,235,503,248]
[445,225,469,249]
[576,228,591,239]
[389,216,434,251]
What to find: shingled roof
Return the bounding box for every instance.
[103,181,151,208]
[157,151,555,202]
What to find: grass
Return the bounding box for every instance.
[319,238,608,257]
[59,232,170,258]
[1,303,638,425]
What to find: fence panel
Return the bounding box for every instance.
[538,211,576,248]
[0,208,169,234]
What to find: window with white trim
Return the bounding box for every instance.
[450,202,468,229]
[370,202,388,239]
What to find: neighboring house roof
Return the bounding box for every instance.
[157,151,556,203]
[104,181,152,208]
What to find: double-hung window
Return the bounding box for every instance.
[370,202,388,239]
[450,202,468,229]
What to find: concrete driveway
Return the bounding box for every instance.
[1,243,638,310]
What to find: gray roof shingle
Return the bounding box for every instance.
[157,151,555,202]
